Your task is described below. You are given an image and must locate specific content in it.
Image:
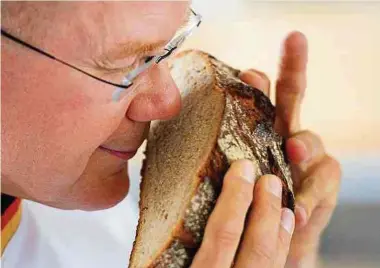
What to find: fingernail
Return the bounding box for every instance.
[238,160,256,184]
[288,137,309,163]
[266,175,282,198]
[239,70,260,82]
[295,204,308,228]
[294,138,311,162]
[281,208,295,234]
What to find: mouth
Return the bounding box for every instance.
[99,146,138,160]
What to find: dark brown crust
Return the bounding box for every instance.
[129,50,294,268]
[216,77,294,209]
[148,147,228,268]
[179,146,229,243]
[209,55,294,210]
[172,147,229,246]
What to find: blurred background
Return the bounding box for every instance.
[187,1,380,267]
[21,1,379,268]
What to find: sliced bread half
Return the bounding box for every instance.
[129,50,295,268]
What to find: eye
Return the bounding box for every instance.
[144,55,155,63]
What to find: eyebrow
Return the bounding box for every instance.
[103,39,168,62]
[99,9,193,64]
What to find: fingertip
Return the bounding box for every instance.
[281,208,295,234]
[280,31,308,71]
[239,69,271,96]
[286,137,309,164]
[239,70,262,85]
[294,203,308,229]
[262,174,282,199]
[229,159,257,184]
[284,31,308,52]
[239,69,269,81]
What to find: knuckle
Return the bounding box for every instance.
[276,74,306,96]
[321,155,342,188]
[267,197,282,214]
[254,176,282,214]
[313,200,337,223]
[323,199,338,211]
[298,178,319,210]
[309,177,322,197]
[254,196,282,220]
[201,221,242,259]
[327,155,342,178]
[251,241,275,263]
[233,185,253,206]
[223,177,253,205]
[211,225,242,249]
[302,177,322,206]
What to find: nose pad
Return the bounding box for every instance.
[126,63,182,122]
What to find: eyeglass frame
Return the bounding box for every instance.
[1,9,202,102]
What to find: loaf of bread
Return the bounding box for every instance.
[129,50,295,268]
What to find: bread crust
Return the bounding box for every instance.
[129,50,294,268]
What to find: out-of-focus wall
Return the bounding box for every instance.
[185,0,380,157]
[184,2,380,266]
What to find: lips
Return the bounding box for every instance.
[99,146,137,160]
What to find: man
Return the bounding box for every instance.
[1,2,341,267]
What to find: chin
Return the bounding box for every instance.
[79,168,131,211]
[72,151,131,211]
[39,166,131,211]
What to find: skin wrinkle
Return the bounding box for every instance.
[2,1,189,210]
[94,9,192,73]
[101,40,167,63]
[3,2,189,69]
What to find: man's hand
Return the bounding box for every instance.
[191,160,295,268]
[239,31,342,268]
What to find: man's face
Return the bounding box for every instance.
[1,2,189,210]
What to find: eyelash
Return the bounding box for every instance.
[93,55,156,79]
[110,55,155,77]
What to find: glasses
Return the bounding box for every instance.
[1,9,202,102]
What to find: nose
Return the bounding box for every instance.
[126,63,181,122]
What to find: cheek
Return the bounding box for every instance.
[2,58,127,201]
[36,84,124,176]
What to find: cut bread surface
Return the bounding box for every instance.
[130,51,226,268]
[129,50,294,268]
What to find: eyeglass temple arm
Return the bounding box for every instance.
[1,29,132,89]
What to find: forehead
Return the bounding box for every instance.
[33,2,190,62]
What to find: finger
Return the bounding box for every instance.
[294,155,341,229]
[233,175,283,267]
[286,131,325,166]
[288,197,336,266]
[274,208,295,268]
[275,31,308,137]
[239,69,271,97]
[286,130,326,181]
[191,160,255,268]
